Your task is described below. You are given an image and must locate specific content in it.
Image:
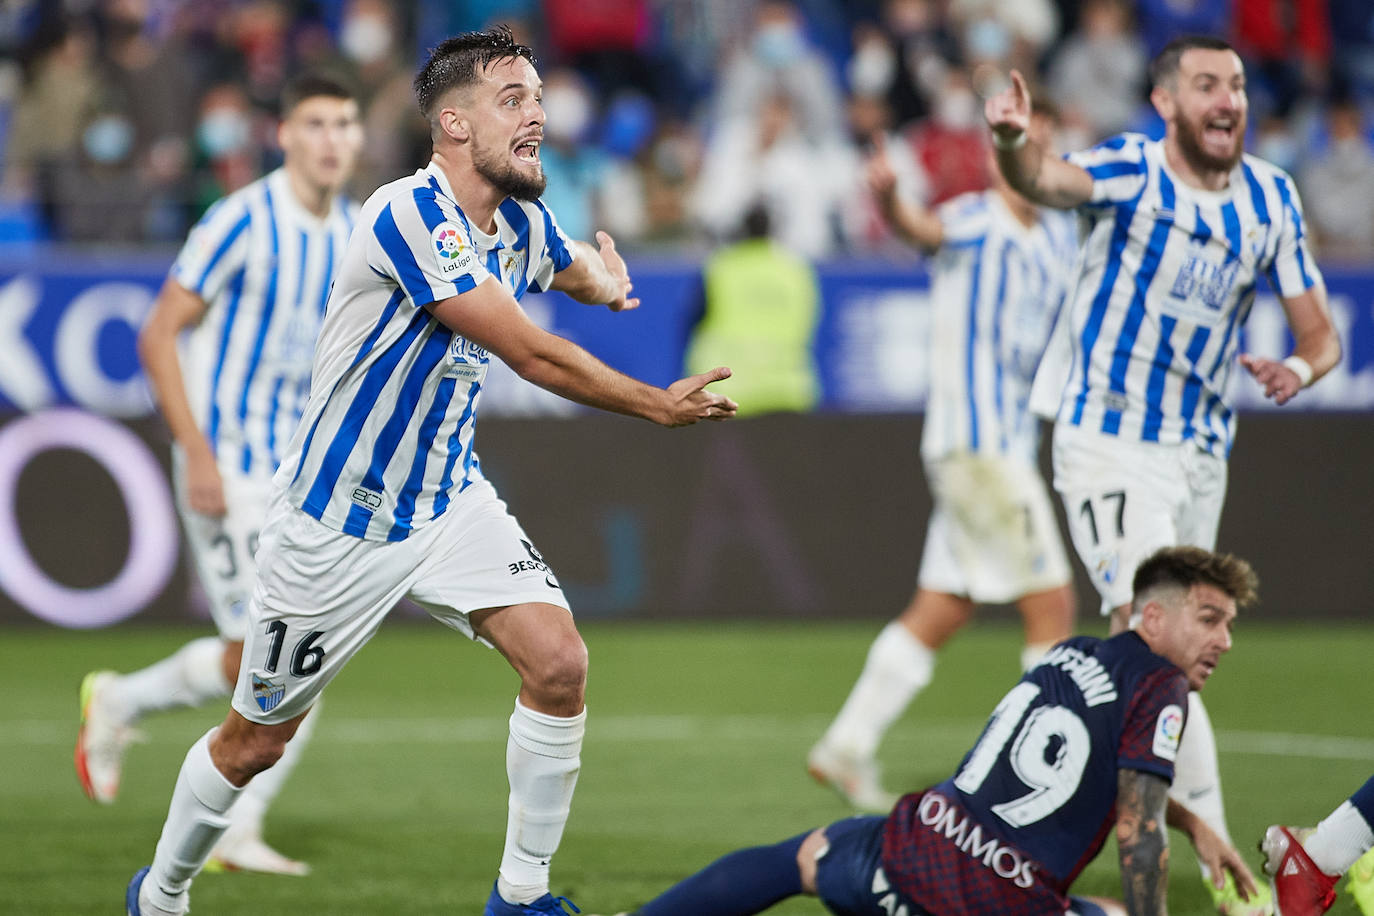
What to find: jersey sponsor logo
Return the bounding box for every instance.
[870,868,912,916]
[509,539,558,589]
[447,336,489,382]
[351,487,383,510]
[1167,242,1240,323]
[432,224,476,276]
[252,672,285,713]
[1152,703,1183,760]
[918,792,1037,889]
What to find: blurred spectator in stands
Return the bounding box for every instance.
[48,100,152,241]
[1047,0,1146,137]
[1253,112,1301,175]
[635,117,704,245]
[1234,0,1330,118]
[544,0,676,108]
[840,91,930,252]
[223,0,291,110]
[1330,0,1374,100]
[1299,94,1374,262]
[899,68,989,206]
[948,0,1058,76]
[711,0,846,146]
[652,0,752,115]
[1133,0,1228,58]
[97,0,197,240]
[538,67,607,243]
[686,203,821,415]
[692,90,849,258]
[187,82,263,215]
[2,17,99,226]
[846,0,960,130]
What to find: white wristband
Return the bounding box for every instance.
[992,129,1027,151]
[1282,355,1314,387]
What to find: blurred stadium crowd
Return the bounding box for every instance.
[2,0,1373,260]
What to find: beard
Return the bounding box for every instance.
[1175,113,1244,174]
[472,138,547,201]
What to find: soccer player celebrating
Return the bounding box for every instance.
[984,35,1342,916]
[592,547,1263,916]
[124,27,736,916]
[1262,776,1374,916]
[77,73,364,876]
[809,100,1078,811]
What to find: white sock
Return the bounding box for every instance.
[1020,641,1055,672]
[498,699,585,904]
[1169,692,1233,854]
[147,729,243,905]
[818,621,935,760]
[1305,801,1374,876]
[228,703,318,839]
[110,637,231,722]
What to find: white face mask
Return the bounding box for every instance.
[848,42,896,97]
[197,108,251,157]
[83,114,134,163]
[935,89,977,129]
[341,15,391,64]
[542,84,593,144]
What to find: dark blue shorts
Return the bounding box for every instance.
[811,815,1110,916]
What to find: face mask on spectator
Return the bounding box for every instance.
[197,108,252,158]
[754,22,805,67]
[849,42,896,96]
[341,15,392,64]
[543,84,594,145]
[83,114,134,164]
[965,18,1010,62]
[935,89,977,129]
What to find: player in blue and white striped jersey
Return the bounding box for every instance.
[810,105,1078,814]
[125,27,736,916]
[986,35,1342,916]
[79,74,363,879]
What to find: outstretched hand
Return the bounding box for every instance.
[661,366,738,427]
[596,230,640,312]
[1189,815,1263,903]
[1239,353,1304,406]
[984,69,1032,143]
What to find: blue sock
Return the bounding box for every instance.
[634,831,809,916]
[1350,775,1374,829]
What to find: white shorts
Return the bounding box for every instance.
[173,452,272,641]
[917,452,1072,604]
[1051,423,1227,615]
[230,479,570,724]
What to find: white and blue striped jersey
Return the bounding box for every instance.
[174,168,358,478]
[922,191,1078,464]
[277,162,574,541]
[1028,133,1322,457]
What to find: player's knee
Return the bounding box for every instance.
[526,635,588,704]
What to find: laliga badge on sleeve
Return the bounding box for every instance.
[1152,703,1184,761]
[432,224,476,277]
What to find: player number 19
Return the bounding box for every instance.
[953,681,1091,827]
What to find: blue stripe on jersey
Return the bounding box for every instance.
[964,238,986,450]
[1101,169,1176,436]
[1191,205,1212,245]
[1095,135,1132,152]
[1221,200,1242,262]
[499,199,532,298]
[375,203,435,305]
[204,269,247,451]
[431,382,481,518]
[320,232,335,315]
[533,199,573,288]
[300,307,431,521]
[1242,163,1270,223]
[236,186,282,474]
[991,241,1011,453]
[344,324,452,539]
[1087,161,1143,181]
[261,227,308,471]
[187,209,252,295]
[1141,314,1177,441]
[1274,176,1315,287]
[266,375,286,467]
[1071,193,1144,425]
[388,370,458,541]
[1177,326,1211,441]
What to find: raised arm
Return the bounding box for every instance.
[136,278,224,516]
[1238,284,1341,405]
[428,278,735,426]
[984,70,1093,210]
[866,134,943,251]
[1115,768,1171,916]
[548,230,640,311]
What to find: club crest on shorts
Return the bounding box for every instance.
[252,673,285,714]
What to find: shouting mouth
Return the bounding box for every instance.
[514,135,541,164]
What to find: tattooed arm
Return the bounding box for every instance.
[1116,768,1171,916]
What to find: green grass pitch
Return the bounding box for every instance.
[2,620,1370,914]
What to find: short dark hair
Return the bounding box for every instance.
[1149,35,1237,89]
[413,25,536,123]
[1132,546,1259,610]
[280,73,357,116]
